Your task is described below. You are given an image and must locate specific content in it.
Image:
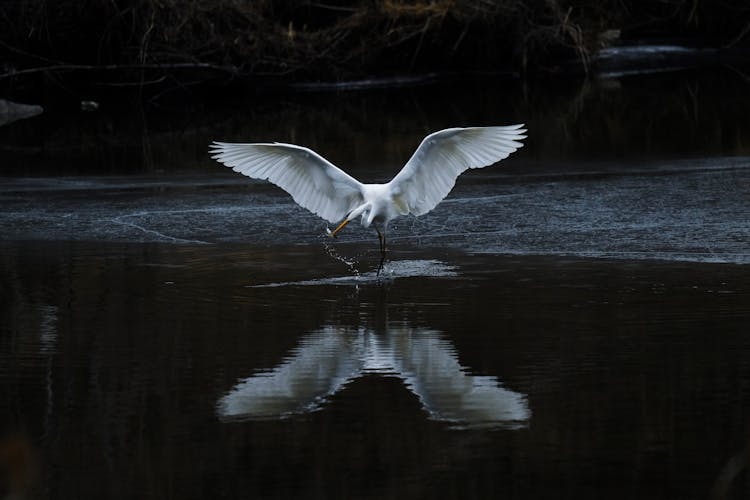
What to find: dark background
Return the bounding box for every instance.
[2,0,750,101]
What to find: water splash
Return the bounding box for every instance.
[322,238,360,277]
[247,259,459,288]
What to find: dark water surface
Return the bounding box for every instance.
[1,242,749,499]
[2,71,750,499]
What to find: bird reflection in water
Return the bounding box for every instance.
[217,326,530,429]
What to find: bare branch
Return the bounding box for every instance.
[0,62,239,82]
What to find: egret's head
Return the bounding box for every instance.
[363,207,374,227]
[347,202,372,228]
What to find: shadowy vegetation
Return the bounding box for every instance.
[1,0,750,92]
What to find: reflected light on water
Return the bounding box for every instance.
[247,259,459,287]
[217,325,530,429]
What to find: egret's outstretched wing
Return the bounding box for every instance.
[388,125,526,216]
[210,142,364,223]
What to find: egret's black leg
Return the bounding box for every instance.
[376,227,386,276]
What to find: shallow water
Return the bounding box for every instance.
[2,71,750,499]
[2,154,749,264]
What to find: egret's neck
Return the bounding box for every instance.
[348,202,371,220]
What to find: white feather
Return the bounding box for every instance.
[209,142,364,223]
[388,125,526,216]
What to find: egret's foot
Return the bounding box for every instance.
[374,227,387,276]
[376,247,388,276]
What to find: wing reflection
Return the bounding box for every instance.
[218,326,530,428]
[388,327,529,428]
[218,326,365,419]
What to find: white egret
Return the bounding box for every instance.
[210,125,526,268]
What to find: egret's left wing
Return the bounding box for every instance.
[387,125,526,216]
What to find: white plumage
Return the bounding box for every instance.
[208,142,363,223]
[209,125,526,247]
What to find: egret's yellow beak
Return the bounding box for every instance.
[328,218,350,238]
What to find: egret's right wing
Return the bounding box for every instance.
[388,125,526,216]
[210,142,364,223]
